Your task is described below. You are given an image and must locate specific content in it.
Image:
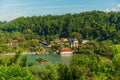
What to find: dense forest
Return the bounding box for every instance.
[0,11,120,80]
[0,10,120,43]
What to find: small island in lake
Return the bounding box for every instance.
[36,58,48,63]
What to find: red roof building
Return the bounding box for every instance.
[8,40,19,46]
[60,47,73,55]
[60,47,72,52]
[50,42,55,47]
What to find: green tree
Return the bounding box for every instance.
[0,65,34,80]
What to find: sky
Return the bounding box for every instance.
[0,0,120,21]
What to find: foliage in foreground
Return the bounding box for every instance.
[0,65,34,80]
[29,45,120,80]
[0,45,120,80]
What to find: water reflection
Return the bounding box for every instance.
[60,55,72,64]
[26,54,72,65]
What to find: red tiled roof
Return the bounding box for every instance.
[60,47,72,52]
[11,40,19,46]
[50,43,55,46]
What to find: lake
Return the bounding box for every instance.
[24,54,72,65]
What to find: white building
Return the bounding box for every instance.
[69,38,79,48]
[82,40,89,45]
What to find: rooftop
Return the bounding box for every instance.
[61,38,68,42]
[60,47,72,52]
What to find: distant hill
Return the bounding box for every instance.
[0,10,120,43]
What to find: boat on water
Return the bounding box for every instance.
[36,58,48,63]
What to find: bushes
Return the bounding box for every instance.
[30,63,58,80]
[112,45,120,79]
[56,62,72,80]
[0,53,119,80]
[78,40,113,58]
[28,53,114,80]
[0,65,34,80]
[1,45,120,80]
[70,53,114,80]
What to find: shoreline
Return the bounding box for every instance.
[0,52,50,56]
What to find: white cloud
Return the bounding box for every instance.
[104,3,120,12]
[104,8,111,12]
[117,4,120,8]
[111,8,117,11]
[0,13,26,21]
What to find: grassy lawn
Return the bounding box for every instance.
[0,54,14,64]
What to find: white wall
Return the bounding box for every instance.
[60,51,73,56]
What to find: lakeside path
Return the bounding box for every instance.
[0,52,49,56]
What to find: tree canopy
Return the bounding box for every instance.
[0,11,120,43]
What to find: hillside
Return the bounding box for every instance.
[0,11,120,43]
